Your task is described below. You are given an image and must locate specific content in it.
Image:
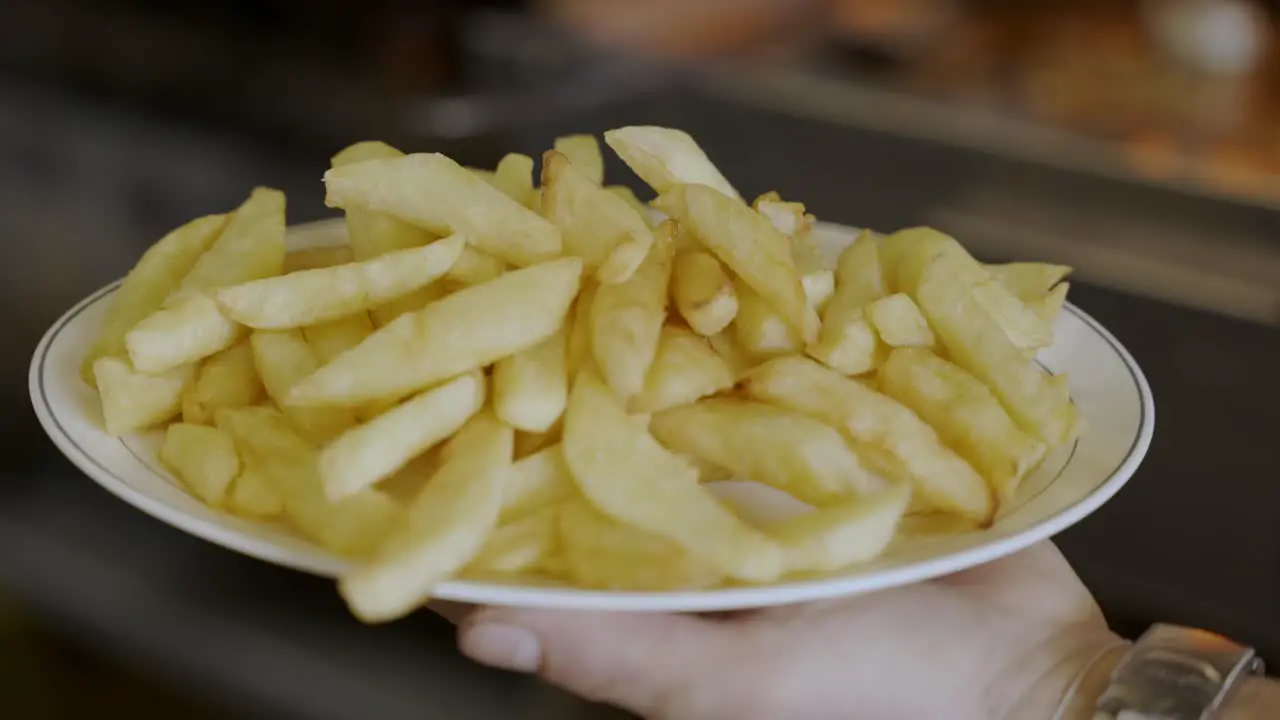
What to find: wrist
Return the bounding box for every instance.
[997,629,1129,720]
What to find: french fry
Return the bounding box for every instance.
[181,341,264,425]
[160,423,240,506]
[216,235,463,329]
[554,134,605,186]
[323,152,562,267]
[467,505,559,575]
[565,281,596,379]
[226,461,284,519]
[501,444,576,522]
[706,330,759,378]
[671,250,737,336]
[562,371,782,582]
[541,150,653,284]
[319,370,486,502]
[250,330,356,445]
[808,230,886,375]
[289,257,581,406]
[801,269,836,314]
[446,246,507,286]
[663,183,817,344]
[741,356,994,523]
[339,412,512,623]
[93,357,193,436]
[769,485,911,573]
[986,262,1072,301]
[879,348,1046,506]
[375,450,442,504]
[589,223,673,403]
[632,326,734,413]
[81,213,227,384]
[753,193,813,238]
[559,498,722,590]
[125,293,244,373]
[174,187,286,298]
[733,280,801,357]
[493,328,568,433]
[604,126,740,199]
[605,185,654,220]
[283,245,354,273]
[1032,282,1070,328]
[866,293,935,348]
[490,153,537,207]
[651,398,881,506]
[216,406,402,557]
[302,313,375,364]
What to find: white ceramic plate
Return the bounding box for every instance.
[31,219,1153,612]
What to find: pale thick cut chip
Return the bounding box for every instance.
[801,270,836,314]
[216,406,401,556]
[741,356,994,523]
[283,246,354,274]
[467,506,560,575]
[447,246,507,286]
[769,484,911,573]
[606,185,655,221]
[808,230,886,375]
[671,250,737,336]
[217,235,464,329]
[303,313,375,364]
[733,280,801,357]
[554,134,605,186]
[562,371,782,582]
[651,398,880,506]
[565,281,596,379]
[94,357,193,436]
[289,257,581,406]
[631,326,734,414]
[513,419,563,460]
[867,293,935,348]
[160,423,240,506]
[501,444,576,522]
[82,213,227,384]
[250,330,356,445]
[181,341,264,425]
[175,187,286,297]
[490,153,537,207]
[986,262,1072,301]
[226,462,284,518]
[910,253,1079,446]
[541,149,654,284]
[1032,282,1070,328]
[706,330,759,378]
[493,327,568,433]
[323,152,561,267]
[664,184,816,344]
[319,370,486,502]
[589,224,672,403]
[879,348,1047,506]
[558,498,722,591]
[753,193,813,238]
[126,293,244,373]
[604,126,739,199]
[339,412,512,623]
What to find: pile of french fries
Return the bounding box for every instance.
[82,127,1078,622]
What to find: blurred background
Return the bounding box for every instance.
[3,1,1279,717]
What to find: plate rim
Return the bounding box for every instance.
[29,222,1155,612]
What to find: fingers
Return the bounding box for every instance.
[458,608,736,717]
[426,601,475,625]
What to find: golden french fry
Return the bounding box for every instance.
[490,153,537,207]
[217,235,462,329]
[216,406,402,557]
[663,183,817,344]
[125,293,244,373]
[250,330,356,445]
[589,224,673,403]
[651,398,881,506]
[808,230,886,375]
[706,330,759,378]
[174,187,286,298]
[563,371,782,582]
[289,257,581,406]
[986,262,1072,301]
[554,134,605,186]
[753,194,813,238]
[446,246,507,286]
[467,505,560,575]
[632,326,734,413]
[339,412,512,623]
[303,313,375,364]
[494,328,568,433]
[606,185,655,221]
[181,341,264,425]
[604,126,739,199]
[82,214,227,384]
[226,461,284,518]
[323,152,561,267]
[801,270,836,314]
[741,356,994,524]
[671,250,737,336]
[769,485,911,573]
[541,150,653,284]
[160,423,240,506]
[879,348,1046,506]
[93,357,193,436]
[867,293,935,348]
[908,250,1078,446]
[501,443,576,522]
[283,245,354,274]
[319,370,486,502]
[565,281,596,379]
[733,280,802,357]
[559,498,723,590]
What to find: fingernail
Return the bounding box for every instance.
[460,623,542,673]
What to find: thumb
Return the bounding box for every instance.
[458,607,736,716]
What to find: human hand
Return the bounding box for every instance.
[455,541,1120,719]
